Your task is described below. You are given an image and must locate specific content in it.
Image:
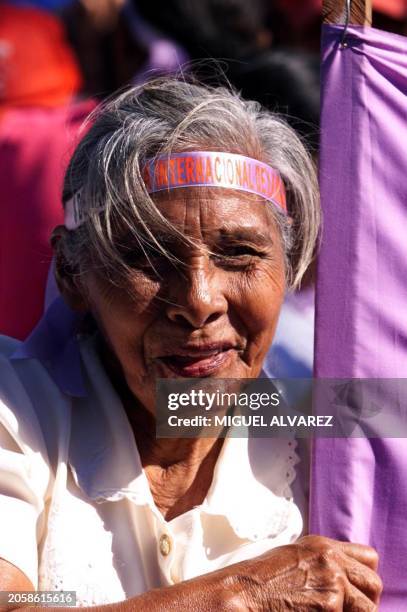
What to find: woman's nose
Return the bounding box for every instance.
[165,266,228,329]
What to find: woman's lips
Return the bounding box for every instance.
[158,348,235,377]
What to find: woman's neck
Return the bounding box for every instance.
[100,339,224,520]
[127,399,224,520]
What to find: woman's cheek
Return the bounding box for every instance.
[226,266,285,371]
[96,271,161,317]
[227,265,285,327]
[87,272,162,364]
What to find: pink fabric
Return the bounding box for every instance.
[0,99,95,339]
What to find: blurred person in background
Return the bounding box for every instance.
[123,1,188,85]
[61,0,186,99]
[134,0,272,69]
[133,0,319,147]
[61,0,146,98]
[0,2,95,339]
[63,0,320,150]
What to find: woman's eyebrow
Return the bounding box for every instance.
[216,227,273,246]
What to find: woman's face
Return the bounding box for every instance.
[81,190,286,413]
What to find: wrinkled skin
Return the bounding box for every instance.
[210,535,383,611]
[0,535,384,611]
[51,189,383,611]
[129,535,382,611]
[73,191,287,414]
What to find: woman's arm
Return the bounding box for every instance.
[0,559,35,612]
[4,536,382,612]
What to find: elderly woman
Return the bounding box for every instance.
[0,79,381,611]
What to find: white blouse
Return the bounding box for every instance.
[0,333,306,607]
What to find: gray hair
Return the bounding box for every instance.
[61,77,320,289]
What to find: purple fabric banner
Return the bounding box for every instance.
[312,25,407,609]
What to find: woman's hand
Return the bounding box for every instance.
[129,534,383,611]
[5,536,383,611]
[205,535,383,611]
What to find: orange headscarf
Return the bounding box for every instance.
[0,3,82,111]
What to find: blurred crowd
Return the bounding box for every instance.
[0,0,406,375]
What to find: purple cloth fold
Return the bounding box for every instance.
[312,25,407,609]
[12,296,86,397]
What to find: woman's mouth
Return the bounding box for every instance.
[157,344,237,377]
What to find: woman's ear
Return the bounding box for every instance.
[51,226,88,312]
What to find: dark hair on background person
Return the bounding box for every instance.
[133,0,319,152]
[230,49,320,152]
[134,0,270,60]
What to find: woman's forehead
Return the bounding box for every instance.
[151,188,275,238]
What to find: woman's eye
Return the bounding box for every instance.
[212,245,265,268]
[226,246,260,257]
[214,245,263,259]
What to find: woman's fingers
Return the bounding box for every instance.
[299,536,379,571]
[344,556,383,604]
[344,583,378,611]
[339,541,380,571]
[297,536,382,607]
